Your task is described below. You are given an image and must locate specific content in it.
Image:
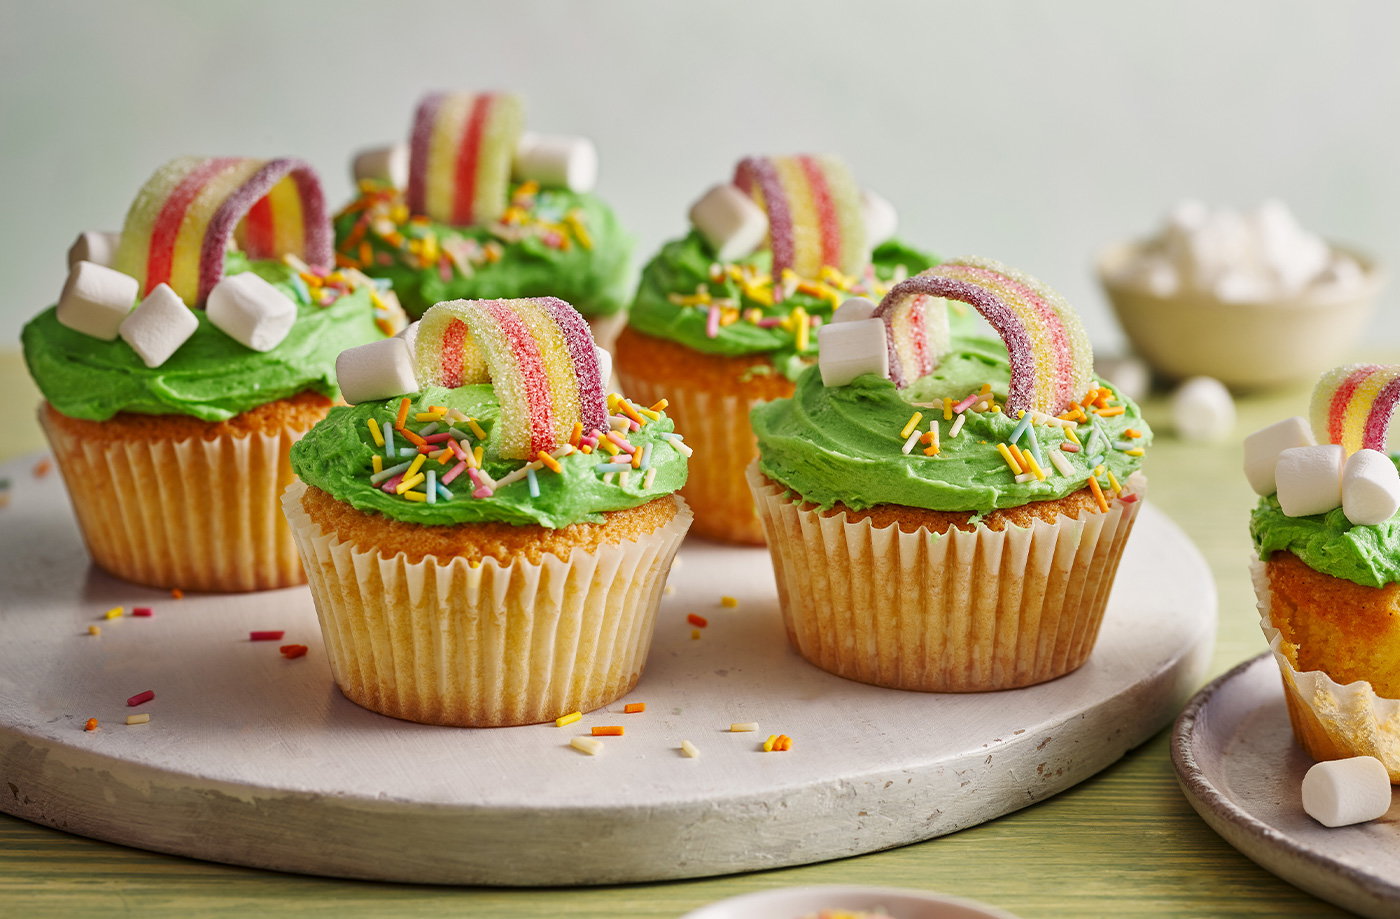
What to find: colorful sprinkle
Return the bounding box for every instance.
[555,711,583,727]
[127,690,155,707]
[126,714,151,726]
[280,644,309,659]
[249,631,285,642]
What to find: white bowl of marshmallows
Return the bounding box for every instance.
[1098,200,1384,390]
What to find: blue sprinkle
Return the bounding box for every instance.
[1007,414,1032,445]
[435,482,454,501]
[1024,433,1045,468]
[638,443,652,472]
[383,422,396,458]
[1090,454,1106,467]
[526,468,539,498]
[595,463,622,473]
[399,447,418,457]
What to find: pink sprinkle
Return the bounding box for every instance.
[380,473,405,494]
[953,393,980,413]
[438,259,454,282]
[579,434,599,448]
[756,317,785,328]
[131,607,153,617]
[706,305,720,338]
[423,432,453,444]
[250,630,285,642]
[126,690,155,707]
[472,486,493,499]
[442,461,468,485]
[448,439,470,461]
[605,431,637,454]
[1060,443,1081,453]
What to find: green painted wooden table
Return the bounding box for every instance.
[0,349,1360,917]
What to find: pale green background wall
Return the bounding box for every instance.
[3,0,1397,350]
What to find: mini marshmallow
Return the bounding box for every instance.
[206,272,296,352]
[832,297,876,323]
[1342,448,1400,525]
[1243,416,1316,495]
[1275,444,1345,518]
[860,189,898,248]
[66,231,121,270]
[513,133,598,193]
[119,283,197,368]
[594,345,613,390]
[1171,376,1235,442]
[55,261,139,341]
[1095,355,1149,404]
[335,337,418,405]
[1301,756,1393,828]
[688,184,769,263]
[352,143,409,189]
[818,317,888,387]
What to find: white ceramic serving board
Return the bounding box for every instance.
[1173,654,1400,918]
[0,453,1215,886]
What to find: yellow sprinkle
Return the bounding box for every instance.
[691,629,701,640]
[406,454,427,478]
[396,472,426,494]
[414,412,445,423]
[680,740,700,758]
[720,596,738,608]
[367,417,385,447]
[371,455,384,474]
[763,734,778,753]
[555,711,583,727]
[401,491,428,502]
[900,412,924,440]
[598,438,620,456]
[1108,470,1123,493]
[943,398,953,421]
[570,737,604,756]
[88,625,101,636]
[638,408,662,422]
[466,418,488,440]
[996,443,1023,474]
[1065,425,1081,445]
[730,722,759,733]
[473,446,484,468]
[104,607,123,620]
[125,714,151,726]
[791,306,810,352]
[1024,453,1047,482]
[1125,448,1144,456]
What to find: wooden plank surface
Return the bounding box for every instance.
[0,350,1357,917]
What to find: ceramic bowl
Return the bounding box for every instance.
[1097,241,1384,390]
[680,885,1020,919]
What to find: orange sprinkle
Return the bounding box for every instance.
[591,726,624,736]
[1123,429,1142,439]
[649,399,669,412]
[171,589,184,600]
[624,703,646,714]
[537,451,563,474]
[33,458,52,478]
[687,613,708,628]
[280,644,309,659]
[1087,475,1109,513]
[618,399,645,425]
[923,444,940,456]
[569,422,583,447]
[401,429,427,447]
[395,398,411,429]
[1095,406,1126,418]
[358,241,373,266]
[84,718,98,732]
[1007,443,1030,472]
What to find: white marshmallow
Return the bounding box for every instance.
[66,231,121,270]
[206,272,296,352]
[1171,376,1235,442]
[832,297,877,323]
[1095,355,1150,404]
[1342,448,1400,525]
[818,317,888,387]
[860,189,898,248]
[1243,416,1316,495]
[352,143,409,189]
[1275,444,1346,517]
[513,133,598,193]
[395,319,419,352]
[688,184,769,263]
[118,284,197,368]
[55,261,139,341]
[1301,756,1393,828]
[593,345,613,389]
[335,337,418,405]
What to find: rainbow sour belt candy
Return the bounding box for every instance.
[875,257,1092,415]
[414,297,607,459]
[1310,363,1400,455]
[112,156,331,305]
[406,91,526,227]
[732,155,866,279]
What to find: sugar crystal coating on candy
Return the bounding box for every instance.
[733,155,867,278]
[112,156,331,306]
[406,91,525,227]
[874,257,1092,414]
[1310,363,1400,455]
[413,297,606,459]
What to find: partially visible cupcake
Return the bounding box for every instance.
[22,156,400,592]
[335,91,632,346]
[749,257,1149,691]
[615,154,936,543]
[284,296,691,727]
[1245,364,1400,780]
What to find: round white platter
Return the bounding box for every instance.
[1172,653,1400,919]
[0,453,1215,886]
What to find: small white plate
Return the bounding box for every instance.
[681,885,1018,919]
[1172,654,1400,919]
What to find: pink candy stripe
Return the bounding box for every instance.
[451,94,492,225]
[485,301,555,456]
[406,92,444,215]
[144,157,238,297]
[535,296,608,435]
[1363,375,1400,452]
[797,155,842,271]
[734,157,793,276]
[439,318,468,388]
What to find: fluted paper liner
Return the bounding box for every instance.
[40,406,308,592]
[282,482,692,727]
[617,370,766,545]
[748,463,1144,692]
[1254,560,1400,781]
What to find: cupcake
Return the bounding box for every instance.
[283,296,691,727]
[21,156,399,592]
[1245,364,1400,780]
[335,91,632,346]
[748,257,1149,692]
[615,154,936,543]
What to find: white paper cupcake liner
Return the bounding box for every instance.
[1254,559,1400,781]
[748,463,1144,692]
[40,405,309,592]
[282,482,692,727]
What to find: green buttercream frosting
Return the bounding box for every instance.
[1251,467,1400,587]
[751,337,1151,515]
[21,253,383,423]
[333,182,632,319]
[627,232,936,379]
[289,386,688,528]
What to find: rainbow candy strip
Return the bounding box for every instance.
[875,258,1092,414]
[113,156,331,306]
[414,297,607,460]
[406,91,525,227]
[732,155,867,278]
[1310,363,1400,454]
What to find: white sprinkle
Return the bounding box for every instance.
[643,468,657,489]
[1014,472,1036,484]
[125,714,151,726]
[680,740,700,758]
[570,737,603,756]
[619,469,632,489]
[730,722,759,733]
[927,419,940,452]
[1049,450,1075,478]
[900,428,922,455]
[949,413,967,438]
